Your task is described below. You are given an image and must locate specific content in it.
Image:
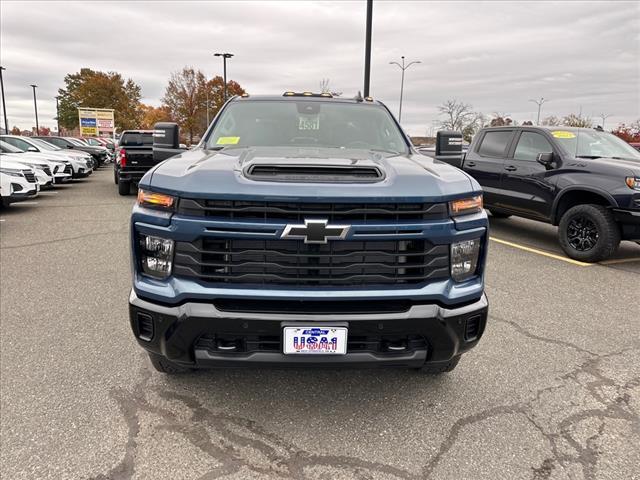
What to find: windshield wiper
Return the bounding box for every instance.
[575,155,603,159]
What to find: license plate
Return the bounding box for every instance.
[283,326,347,355]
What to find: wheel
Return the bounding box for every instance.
[489,210,511,219]
[147,352,192,374]
[416,356,460,374]
[114,168,119,184]
[118,180,131,196]
[558,204,620,262]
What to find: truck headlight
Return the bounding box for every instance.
[625,177,640,190]
[139,234,174,278]
[137,189,176,210]
[451,238,481,281]
[449,195,483,216]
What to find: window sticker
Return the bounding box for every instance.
[216,136,240,145]
[298,116,320,130]
[551,131,576,139]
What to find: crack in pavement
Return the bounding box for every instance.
[0,228,128,250]
[89,324,639,480]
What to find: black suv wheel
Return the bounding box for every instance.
[118,180,130,196]
[558,204,620,262]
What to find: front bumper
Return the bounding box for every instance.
[613,208,640,240]
[129,290,488,369]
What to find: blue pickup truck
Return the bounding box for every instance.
[129,92,489,374]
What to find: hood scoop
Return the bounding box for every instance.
[245,164,384,183]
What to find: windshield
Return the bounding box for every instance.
[66,138,84,146]
[551,130,640,161]
[205,100,408,154]
[0,140,23,153]
[30,138,62,151]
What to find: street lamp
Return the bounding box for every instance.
[0,66,8,134]
[599,113,612,130]
[213,52,234,101]
[389,56,421,123]
[55,96,61,135]
[529,97,547,125]
[30,84,39,134]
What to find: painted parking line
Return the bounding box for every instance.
[489,237,593,267]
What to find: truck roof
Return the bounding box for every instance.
[232,94,383,106]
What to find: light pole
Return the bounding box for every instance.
[0,66,8,134]
[214,52,234,101]
[529,97,547,125]
[30,84,39,134]
[599,113,611,130]
[206,89,210,126]
[55,96,61,135]
[363,0,373,97]
[389,56,421,123]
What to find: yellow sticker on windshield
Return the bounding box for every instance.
[216,136,240,145]
[551,131,576,139]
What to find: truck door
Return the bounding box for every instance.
[501,130,556,220]
[465,129,514,208]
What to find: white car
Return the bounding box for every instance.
[0,140,72,184]
[0,135,93,179]
[0,159,39,206]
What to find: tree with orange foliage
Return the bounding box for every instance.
[139,104,172,129]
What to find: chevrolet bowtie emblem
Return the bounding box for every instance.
[281,219,350,244]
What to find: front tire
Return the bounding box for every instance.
[558,204,620,262]
[118,180,130,196]
[489,210,511,219]
[147,352,192,374]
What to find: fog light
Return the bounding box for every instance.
[139,234,174,278]
[451,238,481,282]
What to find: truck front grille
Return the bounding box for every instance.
[178,199,448,222]
[173,238,450,286]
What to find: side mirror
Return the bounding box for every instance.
[67,145,74,149]
[27,146,38,152]
[153,122,184,161]
[153,122,180,149]
[435,130,463,156]
[536,152,554,167]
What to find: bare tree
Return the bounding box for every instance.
[319,78,342,97]
[541,115,561,126]
[562,113,593,128]
[438,99,484,142]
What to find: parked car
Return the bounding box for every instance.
[438,126,640,262]
[0,135,93,179]
[1,152,54,188]
[129,93,488,374]
[0,140,71,184]
[0,159,39,206]
[114,130,155,195]
[629,142,640,152]
[34,136,108,168]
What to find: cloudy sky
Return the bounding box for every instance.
[1,1,638,135]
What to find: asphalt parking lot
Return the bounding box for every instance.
[1,168,639,480]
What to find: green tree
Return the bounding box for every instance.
[57,68,142,131]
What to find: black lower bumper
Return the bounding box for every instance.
[118,170,149,183]
[129,291,488,369]
[613,208,640,240]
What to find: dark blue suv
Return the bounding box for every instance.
[129,93,489,374]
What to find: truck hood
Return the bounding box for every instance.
[573,156,640,176]
[144,146,479,202]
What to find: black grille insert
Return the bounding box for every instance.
[246,164,383,183]
[214,299,412,314]
[22,171,36,183]
[465,315,481,341]
[178,199,448,222]
[174,238,449,286]
[136,313,154,341]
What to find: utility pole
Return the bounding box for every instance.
[214,52,234,101]
[0,66,8,134]
[389,56,421,123]
[55,96,61,135]
[599,113,612,130]
[363,0,373,97]
[30,84,39,134]
[206,89,210,126]
[529,97,547,125]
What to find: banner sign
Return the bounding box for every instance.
[78,108,114,136]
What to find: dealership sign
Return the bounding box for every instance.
[78,108,114,136]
